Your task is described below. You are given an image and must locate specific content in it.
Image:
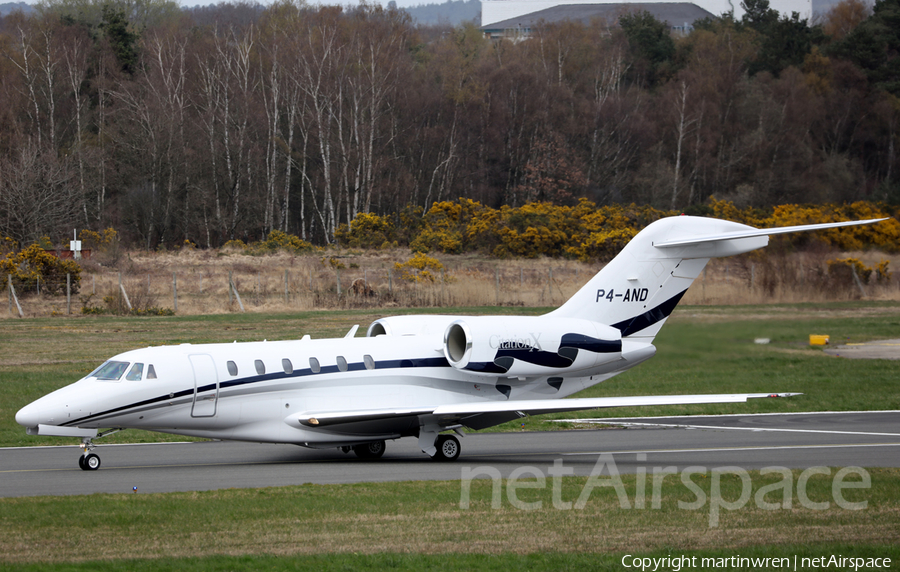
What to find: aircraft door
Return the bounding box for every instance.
[190,354,219,417]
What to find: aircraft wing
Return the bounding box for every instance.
[287,393,799,433]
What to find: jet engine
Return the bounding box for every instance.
[443,316,622,377]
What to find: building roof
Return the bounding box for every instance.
[482,2,714,30]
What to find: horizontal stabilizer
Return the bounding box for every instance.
[653,218,888,248]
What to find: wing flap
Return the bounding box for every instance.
[286,393,800,432]
[432,393,799,419]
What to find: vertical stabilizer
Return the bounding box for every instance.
[547,215,886,340]
[546,216,766,340]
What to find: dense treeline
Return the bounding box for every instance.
[0,0,897,250]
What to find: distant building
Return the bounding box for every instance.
[482,2,715,38]
[481,0,812,27]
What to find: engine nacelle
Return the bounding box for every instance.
[367,315,463,338]
[443,316,622,377]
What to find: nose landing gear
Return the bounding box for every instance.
[78,451,100,470]
[77,428,123,471]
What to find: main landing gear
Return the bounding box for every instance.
[78,428,123,471]
[431,434,460,461]
[338,433,462,461]
[352,440,386,460]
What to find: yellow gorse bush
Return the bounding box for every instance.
[394,252,446,283]
[339,198,898,261]
[0,243,82,294]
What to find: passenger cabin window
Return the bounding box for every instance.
[364,355,375,370]
[147,364,157,379]
[309,357,320,373]
[126,363,144,381]
[336,356,348,372]
[227,361,238,376]
[255,359,266,375]
[282,358,293,374]
[92,361,130,381]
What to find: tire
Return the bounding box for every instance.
[83,453,101,471]
[78,455,87,470]
[432,434,460,461]
[353,440,385,460]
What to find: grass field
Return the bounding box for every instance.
[1,302,899,570]
[1,470,898,567]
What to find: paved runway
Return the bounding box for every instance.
[1,411,898,497]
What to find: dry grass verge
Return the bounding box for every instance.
[4,248,900,319]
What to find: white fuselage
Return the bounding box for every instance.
[16,329,637,448]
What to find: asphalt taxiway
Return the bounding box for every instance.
[1,411,898,497]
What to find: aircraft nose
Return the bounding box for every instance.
[15,402,41,428]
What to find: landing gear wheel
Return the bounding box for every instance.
[80,453,100,471]
[431,434,460,461]
[352,440,386,459]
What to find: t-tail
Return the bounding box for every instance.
[547,215,888,342]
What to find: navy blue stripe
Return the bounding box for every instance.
[611,290,687,337]
[560,333,622,353]
[494,348,573,369]
[63,355,451,427]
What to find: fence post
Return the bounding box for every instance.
[229,272,245,312]
[851,266,867,298]
[441,268,445,306]
[548,267,553,303]
[9,278,24,318]
[119,275,132,311]
[228,271,233,305]
[389,269,393,295]
[336,268,341,296]
[173,272,178,313]
[284,269,289,304]
[495,267,500,306]
[67,273,71,315]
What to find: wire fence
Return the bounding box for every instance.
[3,262,599,318]
[4,253,899,319]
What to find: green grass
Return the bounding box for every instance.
[2,547,899,572]
[0,469,897,566]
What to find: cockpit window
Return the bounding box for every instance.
[126,363,144,381]
[147,364,157,379]
[92,361,130,381]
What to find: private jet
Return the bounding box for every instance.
[15,215,885,470]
